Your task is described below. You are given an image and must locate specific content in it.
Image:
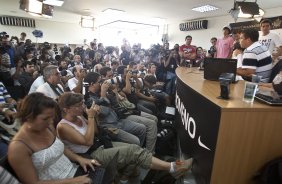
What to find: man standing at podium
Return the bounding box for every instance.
[237,28,272,83]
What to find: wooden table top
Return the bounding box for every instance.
[176,67,282,112]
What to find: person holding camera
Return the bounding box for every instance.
[0,82,17,127]
[67,65,86,93]
[164,49,180,95]
[57,92,193,184]
[83,72,146,147]
[0,32,14,87]
[116,66,158,153]
[58,59,73,85]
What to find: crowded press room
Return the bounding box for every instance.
[0,0,282,183]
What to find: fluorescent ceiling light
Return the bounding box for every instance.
[192,5,219,13]
[43,0,64,7]
[102,8,125,14]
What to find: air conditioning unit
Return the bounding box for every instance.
[179,20,208,31]
[0,16,36,27]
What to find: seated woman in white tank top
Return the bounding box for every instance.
[8,93,101,184]
[57,92,193,182]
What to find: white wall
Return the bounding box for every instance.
[1,6,281,48]
[0,18,97,45]
[167,7,282,50]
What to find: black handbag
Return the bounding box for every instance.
[87,126,113,154]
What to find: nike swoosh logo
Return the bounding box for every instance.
[198,136,211,151]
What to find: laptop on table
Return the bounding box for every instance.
[203,58,237,82]
[255,91,282,106]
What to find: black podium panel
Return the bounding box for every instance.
[175,78,221,184]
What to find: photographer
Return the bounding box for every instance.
[116,66,158,153]
[99,66,113,80]
[83,72,146,147]
[60,45,72,59]
[0,32,14,86]
[120,45,131,66]
[164,49,180,95]
[142,75,171,106]
[58,59,73,85]
[130,44,142,63]
[67,65,86,93]
[0,82,17,130]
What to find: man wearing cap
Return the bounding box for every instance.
[215,26,234,59]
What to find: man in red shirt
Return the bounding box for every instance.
[179,35,196,66]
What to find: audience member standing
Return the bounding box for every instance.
[0,33,14,87]
[19,32,26,43]
[208,37,217,58]
[179,35,196,66]
[215,26,234,59]
[258,19,282,58]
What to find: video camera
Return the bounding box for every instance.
[0,32,9,39]
[74,47,84,56]
[43,42,51,50]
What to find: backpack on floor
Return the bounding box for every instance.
[155,120,177,156]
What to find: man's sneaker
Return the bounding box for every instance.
[170,158,193,179]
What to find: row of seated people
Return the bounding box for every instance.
[0,92,192,183]
[1,62,282,183]
[0,62,187,183]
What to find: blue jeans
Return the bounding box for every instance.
[165,71,176,95]
[102,119,146,146]
[0,140,8,158]
[126,112,158,153]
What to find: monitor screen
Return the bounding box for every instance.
[203,58,237,82]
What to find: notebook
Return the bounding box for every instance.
[203,58,237,82]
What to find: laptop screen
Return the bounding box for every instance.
[203,58,237,82]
